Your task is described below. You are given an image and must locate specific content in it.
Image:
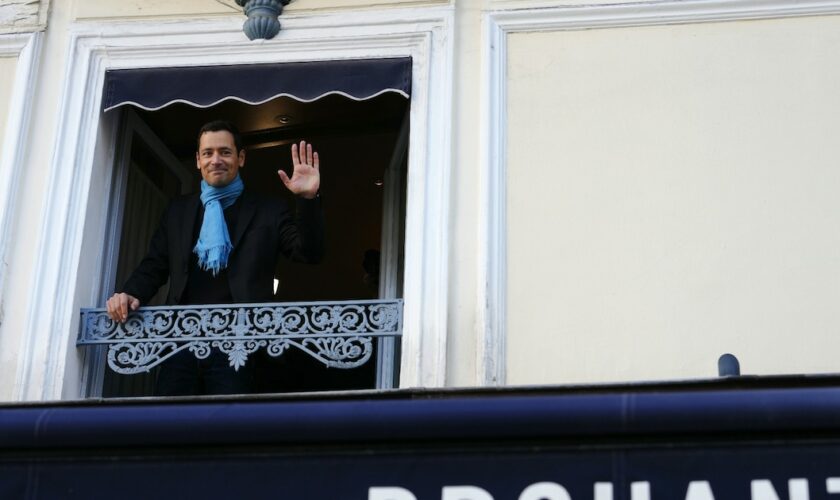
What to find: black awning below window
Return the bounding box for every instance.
[102,57,411,112]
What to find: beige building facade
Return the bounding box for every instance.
[1,0,840,401]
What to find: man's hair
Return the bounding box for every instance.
[197,120,244,153]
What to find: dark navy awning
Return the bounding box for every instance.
[102,57,412,112]
[4,380,840,498]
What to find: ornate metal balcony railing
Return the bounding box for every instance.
[77,299,403,375]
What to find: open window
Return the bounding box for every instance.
[83,59,411,397]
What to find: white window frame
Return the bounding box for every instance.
[0,31,41,322]
[14,7,454,400]
[476,0,840,386]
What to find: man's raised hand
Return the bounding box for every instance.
[278,140,320,199]
[106,292,140,323]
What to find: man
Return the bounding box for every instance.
[106,120,323,395]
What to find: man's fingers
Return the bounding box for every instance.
[291,143,300,166]
[290,140,317,169]
[106,297,118,322]
[106,295,120,322]
[119,295,129,321]
[105,293,141,323]
[109,297,120,322]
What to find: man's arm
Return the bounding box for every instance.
[276,140,324,263]
[106,205,173,322]
[276,195,324,264]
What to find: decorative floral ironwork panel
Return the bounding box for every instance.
[78,300,402,375]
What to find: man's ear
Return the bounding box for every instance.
[195,152,201,170]
[238,149,246,168]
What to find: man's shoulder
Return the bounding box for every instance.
[152,193,199,228]
[164,192,200,211]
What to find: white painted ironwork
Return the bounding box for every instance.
[78,299,402,375]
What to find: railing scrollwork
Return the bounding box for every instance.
[77,300,403,375]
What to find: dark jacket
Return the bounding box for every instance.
[121,190,324,305]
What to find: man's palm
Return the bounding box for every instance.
[279,140,320,199]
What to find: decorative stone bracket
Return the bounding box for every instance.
[0,0,47,34]
[77,299,403,375]
[235,0,291,40]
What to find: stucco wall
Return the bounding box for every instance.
[0,56,16,150]
[445,0,480,389]
[0,1,64,401]
[505,15,840,384]
[0,53,17,401]
[5,0,840,400]
[72,0,445,19]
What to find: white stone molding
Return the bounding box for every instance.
[0,31,41,327]
[15,6,454,400]
[477,0,840,386]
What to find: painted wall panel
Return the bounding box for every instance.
[73,0,242,19]
[285,0,446,11]
[446,0,481,387]
[0,56,16,150]
[0,1,68,401]
[506,16,840,384]
[73,0,444,19]
[488,0,625,8]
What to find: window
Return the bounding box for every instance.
[18,11,452,400]
[85,61,410,397]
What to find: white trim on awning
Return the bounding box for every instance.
[102,58,412,112]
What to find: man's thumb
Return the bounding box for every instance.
[278,170,290,184]
[130,298,140,310]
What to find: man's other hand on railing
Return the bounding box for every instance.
[106,292,140,323]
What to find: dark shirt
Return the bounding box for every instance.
[179,197,241,306]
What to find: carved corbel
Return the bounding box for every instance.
[235,0,292,41]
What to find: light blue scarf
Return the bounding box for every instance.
[193,175,244,276]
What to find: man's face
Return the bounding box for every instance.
[196,130,245,187]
